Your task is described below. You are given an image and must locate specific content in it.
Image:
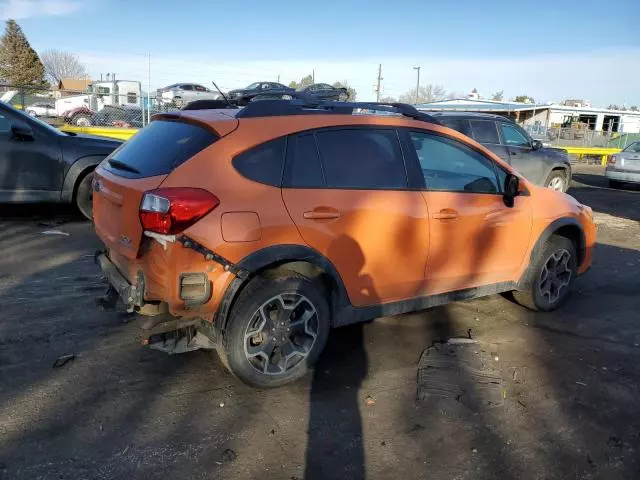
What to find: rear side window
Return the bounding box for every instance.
[233,137,286,187]
[105,120,217,178]
[439,117,472,137]
[469,120,500,144]
[283,133,324,187]
[315,129,407,188]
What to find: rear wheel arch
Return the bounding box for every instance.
[215,245,349,335]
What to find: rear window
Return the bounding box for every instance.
[104,120,217,178]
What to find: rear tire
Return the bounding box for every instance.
[512,235,577,312]
[609,179,623,189]
[219,272,331,388]
[75,171,94,220]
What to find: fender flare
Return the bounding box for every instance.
[215,244,350,333]
[60,155,106,203]
[519,217,585,287]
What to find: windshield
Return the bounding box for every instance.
[245,82,260,89]
[623,142,640,153]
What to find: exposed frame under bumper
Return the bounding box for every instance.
[95,251,144,312]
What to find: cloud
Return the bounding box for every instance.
[0,0,83,19]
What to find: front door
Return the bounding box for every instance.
[0,108,62,202]
[404,129,532,294]
[500,122,545,184]
[281,127,430,307]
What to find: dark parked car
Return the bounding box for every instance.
[90,105,159,128]
[226,82,295,105]
[0,101,121,219]
[432,112,572,192]
[298,83,348,101]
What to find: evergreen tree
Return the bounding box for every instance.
[0,19,47,87]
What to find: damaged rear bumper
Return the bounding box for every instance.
[95,250,218,353]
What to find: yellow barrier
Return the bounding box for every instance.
[559,146,621,165]
[60,124,139,141]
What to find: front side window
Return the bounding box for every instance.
[0,113,11,133]
[501,123,530,147]
[469,120,500,144]
[315,128,407,189]
[409,131,500,194]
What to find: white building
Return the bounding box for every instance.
[416,99,640,134]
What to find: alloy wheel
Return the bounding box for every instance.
[538,249,572,304]
[243,293,319,375]
[548,176,565,191]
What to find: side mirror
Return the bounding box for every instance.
[11,123,34,141]
[532,139,543,150]
[503,173,520,207]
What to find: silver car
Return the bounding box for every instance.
[606,141,640,188]
[156,83,219,107]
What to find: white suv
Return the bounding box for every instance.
[157,83,219,107]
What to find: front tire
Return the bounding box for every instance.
[75,171,94,220]
[513,235,577,312]
[220,272,330,388]
[545,170,567,192]
[74,114,92,127]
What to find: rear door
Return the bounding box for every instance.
[93,120,218,260]
[468,119,510,162]
[281,127,430,307]
[500,122,545,184]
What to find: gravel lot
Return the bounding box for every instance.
[1,164,639,480]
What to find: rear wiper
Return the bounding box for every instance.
[108,158,141,174]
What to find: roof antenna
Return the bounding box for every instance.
[211,80,234,108]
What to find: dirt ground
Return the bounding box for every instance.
[1,164,639,480]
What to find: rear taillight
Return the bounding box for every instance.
[140,188,219,234]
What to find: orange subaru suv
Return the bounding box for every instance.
[93,99,596,388]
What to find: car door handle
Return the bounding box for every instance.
[303,209,341,220]
[432,209,458,220]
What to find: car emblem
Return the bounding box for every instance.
[120,235,131,245]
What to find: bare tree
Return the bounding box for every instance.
[399,84,446,104]
[491,90,504,101]
[379,96,397,103]
[40,49,87,84]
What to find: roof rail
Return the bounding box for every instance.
[236,93,441,125]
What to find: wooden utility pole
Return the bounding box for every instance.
[375,64,383,102]
[413,66,421,104]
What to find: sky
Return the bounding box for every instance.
[1,0,639,105]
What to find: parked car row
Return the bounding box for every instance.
[154,81,350,108]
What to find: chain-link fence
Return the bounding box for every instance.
[523,124,637,149]
[0,82,193,129]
